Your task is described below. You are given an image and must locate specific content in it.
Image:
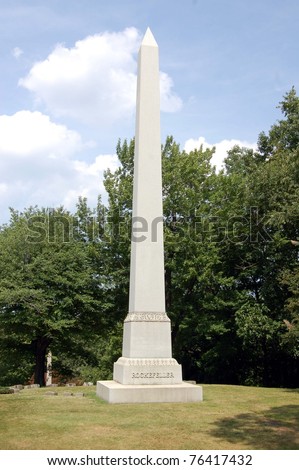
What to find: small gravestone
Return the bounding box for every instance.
[24,384,40,389]
[45,391,58,396]
[13,384,24,390]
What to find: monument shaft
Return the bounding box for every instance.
[129,28,165,314]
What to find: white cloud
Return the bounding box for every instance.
[19,27,182,125]
[63,153,119,208]
[160,72,182,112]
[0,110,119,223]
[184,136,257,170]
[0,110,258,225]
[0,110,82,158]
[0,183,8,195]
[12,47,23,59]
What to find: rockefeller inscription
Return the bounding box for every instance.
[132,372,175,379]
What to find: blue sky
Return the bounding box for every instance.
[0,0,298,223]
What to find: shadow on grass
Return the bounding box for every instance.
[211,405,299,450]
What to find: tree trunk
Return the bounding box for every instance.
[33,337,50,387]
[165,266,172,312]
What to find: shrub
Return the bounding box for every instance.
[0,387,14,394]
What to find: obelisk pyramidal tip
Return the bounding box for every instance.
[141,27,158,47]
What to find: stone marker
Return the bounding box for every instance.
[46,351,52,386]
[13,384,24,390]
[97,28,203,403]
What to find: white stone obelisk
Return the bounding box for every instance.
[97,28,202,403]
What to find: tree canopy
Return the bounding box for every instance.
[0,88,298,387]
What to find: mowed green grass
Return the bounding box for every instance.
[0,385,298,450]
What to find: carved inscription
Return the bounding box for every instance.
[132,372,175,379]
[127,358,178,366]
[125,312,169,322]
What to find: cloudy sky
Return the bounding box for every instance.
[0,0,298,223]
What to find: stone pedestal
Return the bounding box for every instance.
[113,357,182,385]
[122,313,172,358]
[97,381,203,404]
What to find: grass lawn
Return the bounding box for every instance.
[0,384,298,450]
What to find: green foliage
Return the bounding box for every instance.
[0,89,299,388]
[52,322,123,383]
[0,387,13,394]
[0,339,34,387]
[235,302,282,385]
[280,267,299,358]
[0,206,106,386]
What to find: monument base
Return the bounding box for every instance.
[113,356,182,385]
[96,380,203,404]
